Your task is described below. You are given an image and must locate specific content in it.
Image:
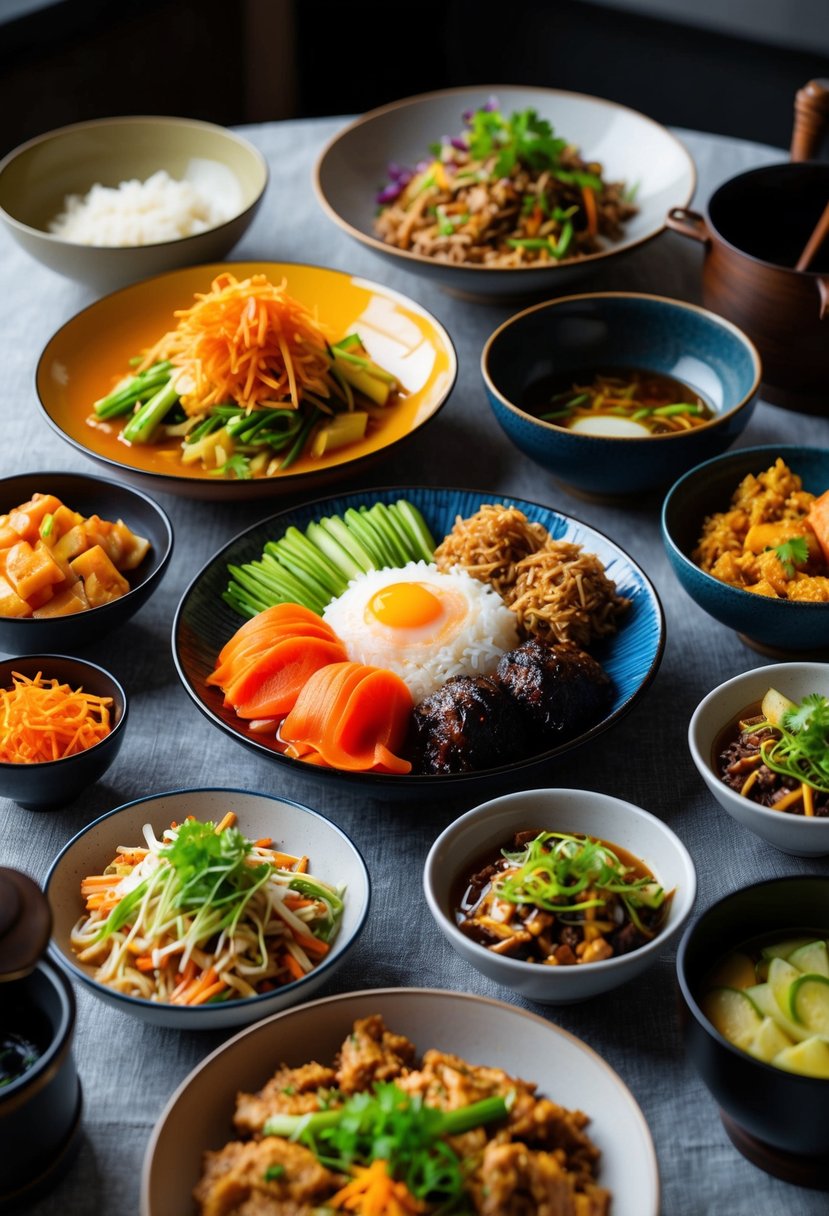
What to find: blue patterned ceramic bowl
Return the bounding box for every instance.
[173,486,664,798]
[482,292,760,497]
[662,445,829,654]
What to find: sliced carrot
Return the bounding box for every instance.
[807,489,829,564]
[292,932,330,958]
[189,981,227,1006]
[209,603,342,686]
[281,951,305,981]
[582,185,598,238]
[222,636,348,719]
[281,662,413,774]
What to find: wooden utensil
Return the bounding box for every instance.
[795,198,829,272]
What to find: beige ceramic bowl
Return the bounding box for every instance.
[0,116,268,291]
[141,988,659,1216]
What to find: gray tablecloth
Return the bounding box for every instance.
[1,117,826,1215]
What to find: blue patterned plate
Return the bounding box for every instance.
[173,486,664,795]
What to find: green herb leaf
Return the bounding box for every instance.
[264,1164,285,1182]
[760,693,829,793]
[773,536,810,577]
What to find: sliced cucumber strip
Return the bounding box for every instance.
[773,1036,829,1079]
[747,982,812,1043]
[788,940,829,979]
[700,987,762,1049]
[790,974,829,1033]
[747,1016,793,1063]
[393,499,437,561]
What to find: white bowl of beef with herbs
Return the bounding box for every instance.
[423,787,696,1004]
[173,488,664,799]
[689,662,829,857]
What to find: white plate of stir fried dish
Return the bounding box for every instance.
[35,261,457,499]
[44,787,371,1029]
[141,987,659,1216]
[314,85,695,297]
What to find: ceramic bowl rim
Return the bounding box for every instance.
[423,786,697,977]
[0,114,269,249]
[313,83,697,276]
[34,262,458,494]
[43,785,371,1016]
[662,443,829,615]
[0,469,174,621]
[0,653,128,774]
[172,484,666,788]
[676,874,829,1083]
[688,661,829,833]
[481,290,762,443]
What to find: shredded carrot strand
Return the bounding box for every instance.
[330,1160,424,1215]
[138,272,335,417]
[0,671,112,763]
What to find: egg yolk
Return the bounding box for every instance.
[367,582,444,629]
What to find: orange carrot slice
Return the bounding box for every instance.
[281,661,413,774]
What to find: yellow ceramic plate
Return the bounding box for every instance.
[35,261,458,500]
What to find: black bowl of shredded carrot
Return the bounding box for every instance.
[0,654,127,809]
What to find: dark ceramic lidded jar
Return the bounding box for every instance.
[666,79,829,414]
[0,867,81,1211]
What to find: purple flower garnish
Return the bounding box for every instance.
[450,136,468,152]
[462,108,474,123]
[387,161,408,181]
[484,94,500,112]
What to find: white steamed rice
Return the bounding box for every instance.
[322,560,520,704]
[48,169,234,247]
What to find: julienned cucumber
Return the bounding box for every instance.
[223,499,437,618]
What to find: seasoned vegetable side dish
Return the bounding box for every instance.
[716,686,829,817]
[522,367,714,438]
[455,829,671,965]
[0,670,113,764]
[694,459,829,601]
[70,812,344,1004]
[373,100,637,267]
[209,502,629,775]
[702,935,829,1078]
[194,1014,611,1214]
[0,491,149,618]
[88,272,400,480]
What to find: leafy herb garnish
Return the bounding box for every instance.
[466,106,567,178]
[773,535,809,577]
[262,1082,509,1206]
[761,693,829,793]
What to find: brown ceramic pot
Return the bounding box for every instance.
[666,79,829,414]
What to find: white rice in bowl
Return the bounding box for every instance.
[322,560,520,704]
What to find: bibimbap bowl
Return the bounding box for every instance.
[44,788,370,1030]
[172,486,665,798]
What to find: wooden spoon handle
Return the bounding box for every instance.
[791,78,829,163]
[795,200,829,272]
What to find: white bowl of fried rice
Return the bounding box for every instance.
[314,85,695,298]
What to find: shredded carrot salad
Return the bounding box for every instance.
[138,272,335,416]
[0,671,112,764]
[69,812,345,1005]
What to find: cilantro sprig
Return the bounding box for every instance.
[760,693,829,793]
[773,535,810,577]
[466,105,567,178]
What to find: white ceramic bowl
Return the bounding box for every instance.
[689,662,829,857]
[314,84,696,299]
[141,987,659,1216]
[0,116,268,291]
[44,787,370,1029]
[424,787,696,1004]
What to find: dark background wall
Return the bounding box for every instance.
[1,0,827,158]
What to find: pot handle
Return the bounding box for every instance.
[791,78,829,162]
[664,207,711,246]
[818,277,829,321]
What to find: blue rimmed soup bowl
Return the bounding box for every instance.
[482,292,761,498]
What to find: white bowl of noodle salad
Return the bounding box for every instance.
[43,787,370,1029]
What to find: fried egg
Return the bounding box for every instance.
[322,561,520,703]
